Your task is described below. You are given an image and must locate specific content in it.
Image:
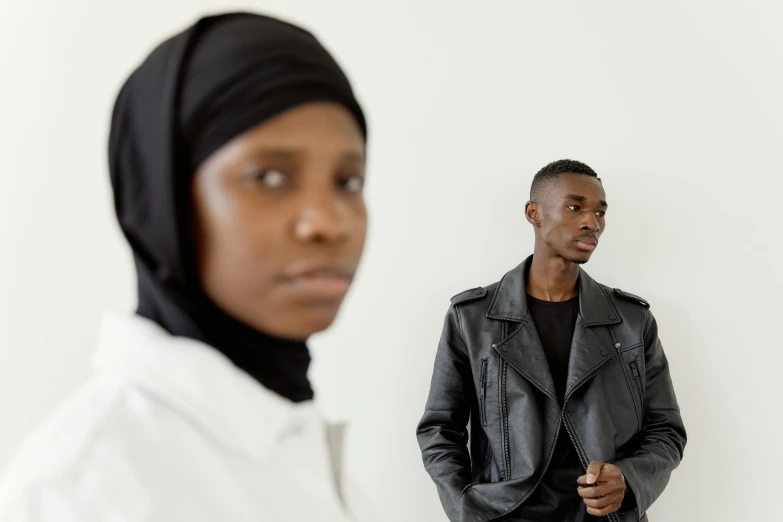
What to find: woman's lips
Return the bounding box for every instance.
[287,272,352,299]
[282,263,355,301]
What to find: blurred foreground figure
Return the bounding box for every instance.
[0,12,369,521]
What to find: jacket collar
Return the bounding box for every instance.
[486,255,621,327]
[91,313,314,462]
[488,256,621,402]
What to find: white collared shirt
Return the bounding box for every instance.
[0,314,358,522]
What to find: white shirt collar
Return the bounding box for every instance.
[92,313,313,461]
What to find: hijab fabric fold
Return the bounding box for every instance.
[108,12,366,403]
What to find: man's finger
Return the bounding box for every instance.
[585,461,604,484]
[583,491,623,510]
[600,463,623,479]
[586,501,622,517]
[577,483,614,499]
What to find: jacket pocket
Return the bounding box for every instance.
[473,440,494,483]
[630,359,644,408]
[479,359,488,426]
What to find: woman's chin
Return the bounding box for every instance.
[252,308,340,340]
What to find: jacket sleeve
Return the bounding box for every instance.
[416,306,474,522]
[614,310,687,517]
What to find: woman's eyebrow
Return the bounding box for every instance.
[341,151,365,163]
[253,148,300,159]
[250,148,364,162]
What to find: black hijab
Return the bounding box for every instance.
[107,12,366,403]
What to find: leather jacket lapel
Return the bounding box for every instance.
[563,269,624,399]
[494,320,557,401]
[565,316,616,400]
[486,255,624,403]
[486,256,558,400]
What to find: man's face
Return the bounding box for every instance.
[528,173,607,264]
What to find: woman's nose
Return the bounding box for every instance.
[293,193,349,243]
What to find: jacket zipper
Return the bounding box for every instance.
[480,359,488,426]
[630,360,644,406]
[561,358,621,522]
[562,409,621,522]
[501,359,511,480]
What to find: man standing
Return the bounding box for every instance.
[417,160,686,522]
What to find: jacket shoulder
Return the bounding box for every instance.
[611,287,650,309]
[449,286,488,306]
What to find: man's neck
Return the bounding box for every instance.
[525,253,580,302]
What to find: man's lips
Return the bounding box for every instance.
[575,237,598,251]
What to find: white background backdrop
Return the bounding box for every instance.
[1,1,781,520]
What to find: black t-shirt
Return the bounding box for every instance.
[513,294,601,522]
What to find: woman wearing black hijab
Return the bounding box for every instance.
[0,13,369,521]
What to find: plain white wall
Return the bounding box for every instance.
[1,1,781,520]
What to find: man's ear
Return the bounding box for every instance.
[525,201,540,227]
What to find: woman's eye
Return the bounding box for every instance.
[341,175,365,194]
[247,169,287,188]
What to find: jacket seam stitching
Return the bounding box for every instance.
[453,306,470,355]
[500,321,511,481]
[486,272,506,315]
[620,342,644,353]
[642,309,653,342]
[497,357,503,477]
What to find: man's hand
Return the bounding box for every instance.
[577,461,627,517]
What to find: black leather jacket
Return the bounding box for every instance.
[416,257,686,522]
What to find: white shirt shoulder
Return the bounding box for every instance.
[0,314,356,522]
[0,376,155,521]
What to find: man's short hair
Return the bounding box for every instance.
[530,159,600,201]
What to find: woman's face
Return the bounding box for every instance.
[192,102,367,339]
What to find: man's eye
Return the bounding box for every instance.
[341,175,365,193]
[596,210,606,217]
[566,205,580,211]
